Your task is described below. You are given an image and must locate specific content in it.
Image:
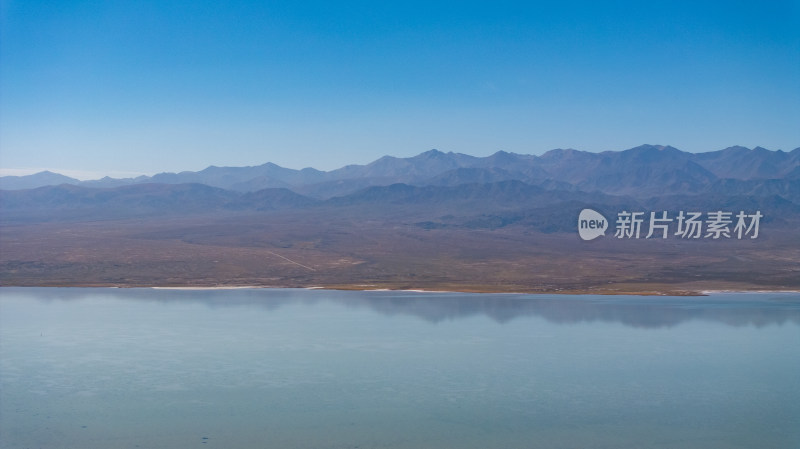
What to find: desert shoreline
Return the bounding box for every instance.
[2,283,799,297]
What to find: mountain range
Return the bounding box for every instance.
[2,144,799,235]
[2,144,799,227]
[3,145,799,199]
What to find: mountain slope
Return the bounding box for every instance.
[693,146,800,180]
[1,183,240,222]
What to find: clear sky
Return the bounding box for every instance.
[1,0,799,178]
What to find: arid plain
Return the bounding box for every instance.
[2,207,798,295]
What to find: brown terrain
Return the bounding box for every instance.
[2,207,798,295]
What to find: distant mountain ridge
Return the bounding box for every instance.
[3,143,800,230]
[3,145,799,199]
[0,171,82,190]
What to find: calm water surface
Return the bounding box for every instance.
[1,288,799,449]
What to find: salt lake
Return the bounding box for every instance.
[1,288,799,448]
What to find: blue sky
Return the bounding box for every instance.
[1,0,798,178]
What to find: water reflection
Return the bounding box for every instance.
[3,287,798,328]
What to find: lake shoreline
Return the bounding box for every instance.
[3,283,799,297]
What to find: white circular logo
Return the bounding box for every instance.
[578,209,608,241]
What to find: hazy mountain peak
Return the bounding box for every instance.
[417,149,446,157]
[720,145,751,152]
[0,170,81,190]
[483,150,525,165]
[625,144,680,153]
[367,155,403,166]
[490,150,516,157]
[539,148,584,159]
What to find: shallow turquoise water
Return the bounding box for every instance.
[1,288,799,448]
